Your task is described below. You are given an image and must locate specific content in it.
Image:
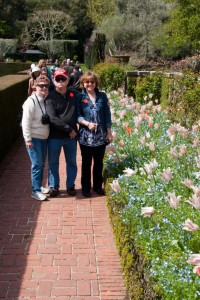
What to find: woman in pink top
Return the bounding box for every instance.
[28,66,41,96]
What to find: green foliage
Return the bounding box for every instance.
[135,74,163,103]
[37,40,78,61]
[0,0,26,38]
[87,0,116,27]
[93,62,126,91]
[0,21,12,38]
[84,32,106,69]
[98,0,171,59]
[161,0,200,58]
[161,72,200,128]
[68,0,94,61]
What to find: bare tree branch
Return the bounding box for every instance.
[22,9,75,45]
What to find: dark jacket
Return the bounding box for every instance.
[46,88,78,139]
[77,88,112,131]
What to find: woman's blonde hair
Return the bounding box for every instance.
[80,71,99,89]
[38,59,47,68]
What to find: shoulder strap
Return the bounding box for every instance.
[34,94,45,115]
[30,97,35,106]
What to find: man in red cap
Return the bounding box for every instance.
[46,68,79,197]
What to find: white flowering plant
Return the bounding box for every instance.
[105,91,200,299]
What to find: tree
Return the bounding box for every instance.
[98,0,170,59]
[0,38,18,59]
[22,9,75,46]
[162,0,200,58]
[0,0,26,38]
[68,0,94,61]
[87,0,116,27]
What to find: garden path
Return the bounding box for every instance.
[0,135,128,299]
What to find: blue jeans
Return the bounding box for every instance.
[48,138,77,189]
[27,138,48,192]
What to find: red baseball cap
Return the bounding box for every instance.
[54,68,68,78]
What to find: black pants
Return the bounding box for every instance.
[79,144,106,192]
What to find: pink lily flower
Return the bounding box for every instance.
[167,192,181,208]
[160,168,173,181]
[183,218,199,231]
[187,254,200,265]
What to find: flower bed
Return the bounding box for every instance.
[105,91,200,299]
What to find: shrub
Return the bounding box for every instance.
[135,73,163,104]
[161,72,200,128]
[93,62,126,91]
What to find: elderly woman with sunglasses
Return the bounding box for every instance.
[22,75,50,201]
[77,71,113,198]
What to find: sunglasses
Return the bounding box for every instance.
[37,84,49,89]
[55,77,67,82]
[85,80,95,84]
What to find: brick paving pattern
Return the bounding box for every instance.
[0,136,128,299]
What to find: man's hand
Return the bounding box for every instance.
[69,129,77,139]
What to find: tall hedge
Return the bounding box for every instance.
[84,33,106,69]
[36,39,79,60]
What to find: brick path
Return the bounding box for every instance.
[0,136,128,300]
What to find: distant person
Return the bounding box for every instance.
[67,65,82,91]
[63,62,74,78]
[38,59,47,69]
[54,59,60,67]
[28,66,41,96]
[41,66,54,91]
[50,65,56,79]
[22,75,50,201]
[41,67,48,76]
[76,61,83,73]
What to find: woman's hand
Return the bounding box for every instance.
[106,131,113,143]
[88,122,98,131]
[26,140,33,148]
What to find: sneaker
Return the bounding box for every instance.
[67,185,76,196]
[31,191,47,201]
[41,187,50,194]
[49,188,59,198]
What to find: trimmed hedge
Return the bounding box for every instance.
[0,74,29,161]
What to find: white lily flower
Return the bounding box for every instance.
[123,168,136,176]
[110,180,121,193]
[141,207,155,217]
[148,142,155,152]
[195,156,200,168]
[146,132,151,139]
